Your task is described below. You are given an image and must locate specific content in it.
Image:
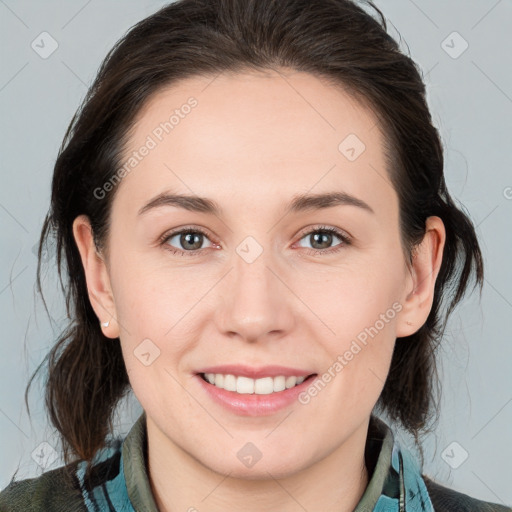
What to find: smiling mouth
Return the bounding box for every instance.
[199,372,317,395]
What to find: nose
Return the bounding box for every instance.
[215,238,295,343]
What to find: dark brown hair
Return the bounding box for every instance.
[27,0,483,483]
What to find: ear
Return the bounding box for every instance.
[72,214,120,339]
[395,216,446,338]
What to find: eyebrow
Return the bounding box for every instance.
[137,190,375,217]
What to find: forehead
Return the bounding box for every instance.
[113,68,395,220]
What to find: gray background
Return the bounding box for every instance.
[1,0,511,506]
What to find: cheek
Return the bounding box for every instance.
[309,293,399,418]
[304,254,404,382]
[111,259,207,381]
[111,254,185,331]
[294,255,404,339]
[114,271,192,411]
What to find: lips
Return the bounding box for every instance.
[194,364,315,379]
[195,372,319,416]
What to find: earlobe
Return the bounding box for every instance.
[396,216,446,338]
[72,215,120,339]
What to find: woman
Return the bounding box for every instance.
[1,0,509,510]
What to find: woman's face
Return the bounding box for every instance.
[75,68,444,479]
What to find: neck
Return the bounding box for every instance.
[147,417,371,512]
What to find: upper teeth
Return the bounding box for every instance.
[203,373,307,394]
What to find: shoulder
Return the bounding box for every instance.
[422,474,512,512]
[0,462,87,512]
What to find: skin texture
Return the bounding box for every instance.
[73,68,446,512]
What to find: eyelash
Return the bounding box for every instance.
[158,225,352,258]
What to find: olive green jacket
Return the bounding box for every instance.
[1,412,510,511]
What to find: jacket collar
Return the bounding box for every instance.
[120,411,434,511]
